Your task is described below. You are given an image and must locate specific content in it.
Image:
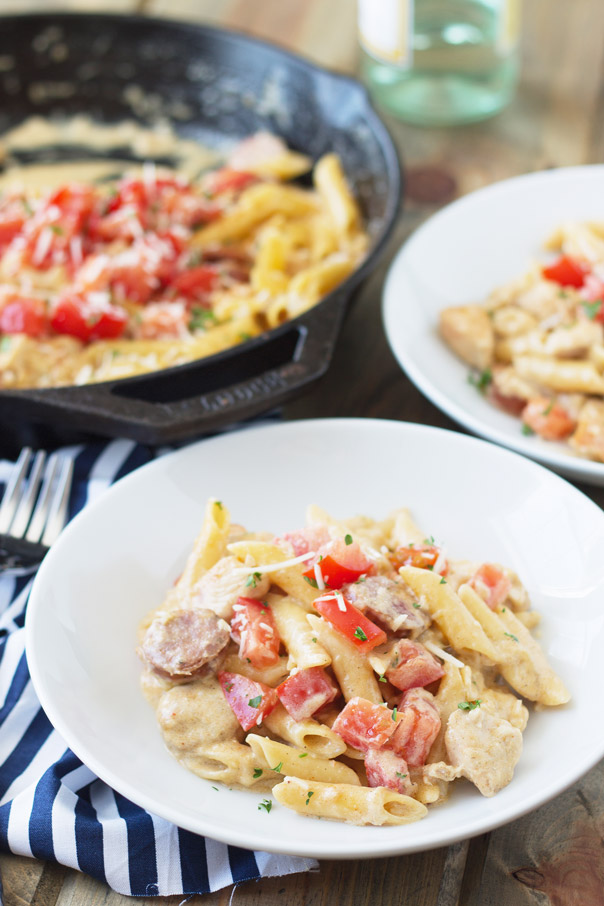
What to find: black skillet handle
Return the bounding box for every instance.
[100,290,350,443]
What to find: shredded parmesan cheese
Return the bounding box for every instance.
[232,551,316,575]
[424,640,465,668]
[313,561,325,590]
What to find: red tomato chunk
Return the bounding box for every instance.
[389,544,447,575]
[313,593,387,654]
[230,597,280,669]
[0,298,47,337]
[521,397,576,442]
[304,537,373,589]
[332,697,396,751]
[469,563,511,611]
[218,671,278,731]
[385,639,445,692]
[542,254,587,288]
[50,293,128,342]
[276,667,339,721]
[364,748,413,795]
[388,688,441,766]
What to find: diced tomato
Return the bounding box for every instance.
[387,688,441,767]
[542,254,587,288]
[231,597,281,669]
[0,297,47,337]
[469,563,512,611]
[50,293,128,342]
[385,639,445,692]
[47,184,97,229]
[389,544,447,575]
[521,396,576,441]
[218,671,279,731]
[171,265,219,301]
[276,667,339,721]
[0,197,26,250]
[332,697,396,751]
[275,525,331,557]
[364,748,413,794]
[303,537,373,589]
[313,593,387,654]
[487,383,526,417]
[206,167,258,196]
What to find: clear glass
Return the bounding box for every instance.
[359,0,520,126]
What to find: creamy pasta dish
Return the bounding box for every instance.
[440,222,604,461]
[0,125,367,389]
[137,499,569,827]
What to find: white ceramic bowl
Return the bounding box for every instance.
[25,419,604,858]
[383,165,604,485]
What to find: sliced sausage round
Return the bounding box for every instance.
[140,607,230,681]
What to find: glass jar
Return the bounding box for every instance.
[358,0,521,126]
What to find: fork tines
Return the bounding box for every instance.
[0,448,74,548]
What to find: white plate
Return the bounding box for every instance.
[383,165,604,486]
[26,418,604,858]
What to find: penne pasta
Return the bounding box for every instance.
[273,776,428,825]
[138,501,569,826]
[246,734,360,785]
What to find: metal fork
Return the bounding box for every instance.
[0,448,74,572]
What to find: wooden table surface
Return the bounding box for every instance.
[2,0,604,904]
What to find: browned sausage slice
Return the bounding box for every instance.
[140,608,230,681]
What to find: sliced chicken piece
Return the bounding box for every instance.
[191,554,270,620]
[445,704,522,797]
[570,398,604,461]
[439,305,494,370]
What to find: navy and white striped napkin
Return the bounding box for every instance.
[0,439,317,897]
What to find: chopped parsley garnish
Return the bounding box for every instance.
[311,637,317,643]
[298,752,308,758]
[305,791,314,805]
[504,632,519,642]
[212,786,219,791]
[239,332,252,342]
[258,799,272,813]
[424,536,435,545]
[542,401,554,416]
[395,772,408,779]
[248,695,262,708]
[49,224,64,235]
[468,368,492,392]
[392,707,398,721]
[440,577,447,584]
[458,699,482,711]
[378,674,387,683]
[582,299,603,320]
[303,575,319,588]
[521,423,535,436]
[354,626,368,641]
[354,575,366,584]
[224,682,233,693]
[189,306,218,331]
[412,602,421,609]
[344,534,353,545]
[215,500,223,509]
[272,762,283,773]
[253,768,263,778]
[246,571,262,588]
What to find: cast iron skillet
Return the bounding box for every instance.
[0,13,401,455]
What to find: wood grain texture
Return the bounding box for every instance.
[2,0,604,904]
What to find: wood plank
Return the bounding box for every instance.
[461,759,604,905]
